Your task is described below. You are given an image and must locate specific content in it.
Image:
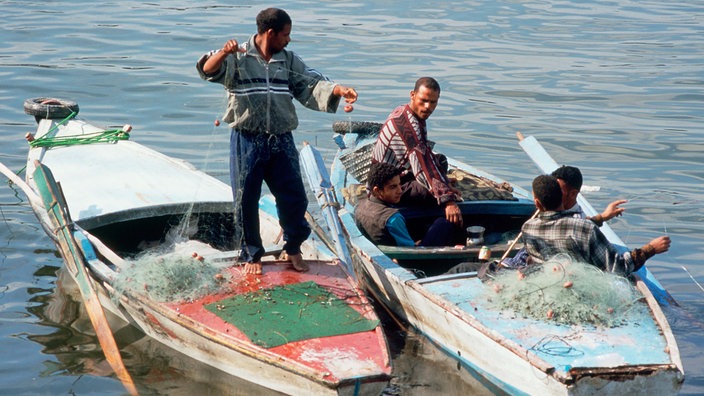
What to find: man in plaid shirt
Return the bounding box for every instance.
[502,165,627,269]
[522,175,671,276]
[372,77,463,226]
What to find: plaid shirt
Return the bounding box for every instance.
[371,104,459,206]
[521,210,654,275]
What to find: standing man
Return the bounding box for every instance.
[372,77,463,227]
[522,175,670,276]
[197,8,358,275]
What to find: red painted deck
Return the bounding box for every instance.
[167,260,391,383]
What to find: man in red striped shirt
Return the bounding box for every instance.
[372,77,463,226]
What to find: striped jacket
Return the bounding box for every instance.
[197,34,340,133]
[371,104,459,205]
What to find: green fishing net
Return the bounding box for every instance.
[112,241,230,303]
[483,254,647,327]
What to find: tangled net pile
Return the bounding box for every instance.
[483,254,647,327]
[112,240,230,303]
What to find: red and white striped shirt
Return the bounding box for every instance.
[372,104,459,206]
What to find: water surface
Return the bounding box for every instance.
[1,1,702,394]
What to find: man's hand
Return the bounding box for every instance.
[223,39,246,55]
[202,39,246,75]
[334,85,358,103]
[444,201,463,226]
[601,199,627,222]
[648,236,671,254]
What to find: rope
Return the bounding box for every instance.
[28,111,130,148]
[29,127,130,148]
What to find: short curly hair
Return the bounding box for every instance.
[256,8,291,34]
[532,175,562,211]
[367,162,402,191]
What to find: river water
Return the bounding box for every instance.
[1,1,702,394]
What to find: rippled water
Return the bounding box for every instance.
[1,1,702,394]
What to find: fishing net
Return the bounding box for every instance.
[483,254,648,327]
[112,239,230,303]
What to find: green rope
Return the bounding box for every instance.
[29,129,130,148]
[29,111,130,148]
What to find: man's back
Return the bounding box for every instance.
[522,210,636,275]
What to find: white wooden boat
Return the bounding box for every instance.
[301,120,684,395]
[2,98,392,395]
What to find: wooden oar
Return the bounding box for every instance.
[299,142,355,276]
[0,161,138,395]
[298,143,410,332]
[516,132,677,306]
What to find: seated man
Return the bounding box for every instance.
[372,77,463,227]
[502,164,628,269]
[522,174,670,276]
[354,163,460,247]
[551,165,626,226]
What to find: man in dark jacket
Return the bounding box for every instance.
[355,163,459,247]
[197,8,358,274]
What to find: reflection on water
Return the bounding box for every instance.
[29,267,286,395]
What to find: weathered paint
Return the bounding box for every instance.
[326,132,684,395]
[24,113,392,396]
[27,118,233,230]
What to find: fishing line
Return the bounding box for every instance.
[681,265,704,293]
[172,89,232,243]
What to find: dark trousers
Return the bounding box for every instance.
[230,130,310,263]
[420,217,459,247]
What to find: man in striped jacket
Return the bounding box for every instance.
[372,77,463,226]
[197,8,358,275]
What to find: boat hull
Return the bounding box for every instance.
[20,111,391,395]
[324,128,684,395]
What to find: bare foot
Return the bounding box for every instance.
[244,262,262,275]
[288,253,309,272]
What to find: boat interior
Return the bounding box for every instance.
[335,135,536,277]
[380,202,534,276]
[80,209,237,259]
